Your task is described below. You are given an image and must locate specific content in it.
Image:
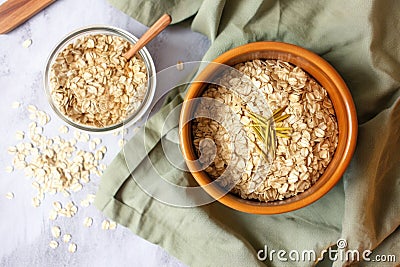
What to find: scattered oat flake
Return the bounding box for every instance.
[22,39,32,48]
[49,240,58,249]
[99,146,107,154]
[15,131,25,140]
[109,221,117,230]
[5,192,14,200]
[28,121,37,130]
[92,138,101,145]
[80,199,90,208]
[83,217,93,227]
[89,140,96,150]
[118,139,126,147]
[58,201,78,218]
[176,61,184,71]
[37,111,50,126]
[51,226,61,238]
[5,166,14,173]
[12,101,21,109]
[99,164,107,171]
[49,210,58,221]
[70,182,83,192]
[7,146,17,154]
[32,197,41,207]
[73,130,81,140]
[7,106,108,215]
[59,125,69,134]
[95,151,104,161]
[69,138,77,146]
[16,143,24,151]
[101,220,110,230]
[68,243,77,253]
[79,133,90,142]
[29,113,36,121]
[34,126,43,134]
[27,105,37,113]
[87,194,96,201]
[53,201,62,211]
[62,234,72,243]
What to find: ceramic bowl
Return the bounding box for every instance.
[179,42,357,214]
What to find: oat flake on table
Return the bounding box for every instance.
[6,104,113,253]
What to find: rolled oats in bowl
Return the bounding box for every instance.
[44,26,156,132]
[192,59,339,202]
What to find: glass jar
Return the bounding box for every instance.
[43,25,156,133]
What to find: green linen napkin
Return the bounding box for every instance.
[95,0,400,266]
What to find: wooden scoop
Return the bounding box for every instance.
[123,14,171,60]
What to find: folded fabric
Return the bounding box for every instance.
[95,0,400,266]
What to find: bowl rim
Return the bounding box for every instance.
[179,41,358,214]
[43,25,157,134]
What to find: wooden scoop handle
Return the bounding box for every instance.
[123,14,171,60]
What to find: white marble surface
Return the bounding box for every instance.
[0,0,210,266]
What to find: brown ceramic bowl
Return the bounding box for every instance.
[179,42,357,214]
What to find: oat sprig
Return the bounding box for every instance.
[246,105,292,161]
